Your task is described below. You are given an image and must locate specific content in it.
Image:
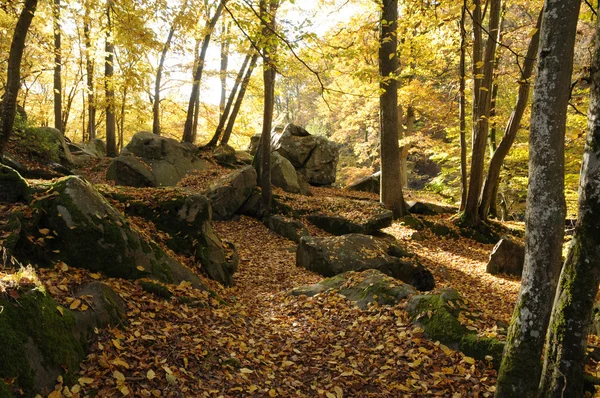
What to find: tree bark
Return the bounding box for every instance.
[53,0,63,133]
[221,53,258,146]
[538,12,600,397]
[495,1,581,396]
[219,20,231,117]
[182,1,226,143]
[459,0,468,212]
[379,0,407,218]
[84,0,96,141]
[0,0,38,158]
[479,11,542,221]
[463,0,501,226]
[105,0,117,157]
[398,104,413,188]
[259,0,278,216]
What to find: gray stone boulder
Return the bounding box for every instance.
[83,138,106,157]
[0,164,30,202]
[106,155,156,187]
[291,269,416,309]
[306,208,393,235]
[109,131,209,187]
[299,136,339,186]
[205,165,257,220]
[407,200,456,216]
[297,234,435,291]
[213,144,237,165]
[264,215,308,243]
[271,152,303,194]
[15,176,202,287]
[72,282,127,341]
[247,134,261,156]
[66,142,99,166]
[236,150,254,165]
[346,172,380,194]
[30,127,74,167]
[122,192,238,286]
[274,125,318,168]
[486,237,525,277]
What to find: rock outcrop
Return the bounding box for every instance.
[306,209,393,235]
[204,165,257,220]
[264,215,308,243]
[346,172,380,194]
[485,237,525,277]
[0,164,30,203]
[296,234,435,291]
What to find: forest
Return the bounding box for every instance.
[1,0,600,397]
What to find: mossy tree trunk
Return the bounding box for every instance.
[538,12,600,397]
[0,0,38,158]
[495,1,581,396]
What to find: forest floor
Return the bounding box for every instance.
[2,158,592,397]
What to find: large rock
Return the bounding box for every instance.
[205,165,257,220]
[347,172,380,194]
[72,282,127,341]
[15,176,202,287]
[298,136,339,185]
[306,209,393,235]
[213,144,237,165]
[264,215,308,243]
[247,134,261,156]
[123,192,238,286]
[291,269,416,309]
[271,152,303,194]
[274,126,318,168]
[83,138,107,157]
[0,164,30,202]
[296,234,435,291]
[109,131,209,187]
[106,155,156,187]
[486,237,525,277]
[30,127,74,167]
[407,200,456,216]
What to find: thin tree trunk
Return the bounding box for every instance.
[479,11,542,220]
[84,0,96,141]
[221,53,258,145]
[153,0,188,136]
[538,13,600,397]
[182,1,226,143]
[105,0,117,157]
[207,51,252,147]
[259,0,278,216]
[53,0,63,133]
[0,0,38,157]
[459,0,468,212]
[220,20,231,116]
[495,1,581,396]
[379,0,407,217]
[119,85,127,151]
[463,0,501,226]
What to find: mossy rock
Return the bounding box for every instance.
[0,380,13,397]
[459,223,500,244]
[140,281,173,300]
[422,219,459,239]
[0,165,31,203]
[407,288,504,368]
[0,289,85,396]
[398,215,424,230]
[14,176,202,288]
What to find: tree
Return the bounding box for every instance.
[53,0,63,133]
[84,0,96,141]
[537,11,600,396]
[0,0,38,158]
[459,0,468,211]
[495,0,582,396]
[379,0,407,217]
[105,0,117,157]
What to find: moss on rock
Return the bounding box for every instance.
[140,281,173,300]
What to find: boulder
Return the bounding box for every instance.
[112,131,209,187]
[123,193,238,286]
[274,126,318,168]
[213,144,237,165]
[296,172,313,196]
[83,138,107,157]
[407,200,456,215]
[236,150,254,165]
[264,215,308,243]
[296,234,435,291]
[0,164,30,203]
[271,152,303,194]
[247,133,261,156]
[14,176,202,287]
[237,188,263,218]
[106,155,156,187]
[66,142,98,166]
[29,127,74,167]
[205,165,257,220]
[347,172,380,194]
[71,282,127,341]
[407,288,504,368]
[486,237,525,277]
[298,136,339,185]
[291,269,416,309]
[2,155,65,180]
[306,209,393,235]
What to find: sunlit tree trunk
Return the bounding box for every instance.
[479,11,542,221]
[459,0,468,212]
[105,0,117,157]
[53,0,63,133]
[495,1,581,396]
[220,20,231,117]
[538,12,600,397]
[0,0,38,158]
[379,0,406,217]
[84,0,96,141]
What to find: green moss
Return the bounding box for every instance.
[399,215,424,230]
[140,281,173,300]
[0,290,84,396]
[460,334,504,369]
[0,380,13,397]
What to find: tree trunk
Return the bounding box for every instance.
[105,0,117,157]
[220,20,231,117]
[84,0,96,141]
[259,0,279,216]
[53,0,63,133]
[463,0,501,226]
[153,0,187,136]
[379,0,407,218]
[182,2,226,143]
[207,51,252,147]
[538,13,600,397]
[221,53,258,146]
[459,0,468,212]
[398,104,414,189]
[495,1,581,396]
[479,11,542,220]
[0,0,38,158]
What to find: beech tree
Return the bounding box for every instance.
[495,0,581,395]
[105,0,117,157]
[0,0,38,158]
[83,0,96,141]
[53,0,63,133]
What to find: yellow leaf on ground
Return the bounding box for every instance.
[239,368,253,374]
[147,369,156,380]
[56,306,64,316]
[113,370,125,382]
[69,299,81,310]
[269,389,277,397]
[48,390,62,398]
[78,377,94,385]
[113,339,123,350]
